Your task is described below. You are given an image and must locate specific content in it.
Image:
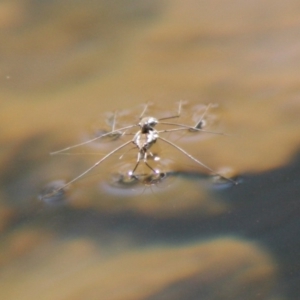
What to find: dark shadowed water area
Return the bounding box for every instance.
[1,1,300,299]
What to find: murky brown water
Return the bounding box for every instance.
[1,0,300,299]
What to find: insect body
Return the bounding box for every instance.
[41,102,237,200]
[132,117,160,176]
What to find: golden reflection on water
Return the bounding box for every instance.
[1,0,300,299]
[0,236,277,300]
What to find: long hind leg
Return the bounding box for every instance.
[159,136,237,185]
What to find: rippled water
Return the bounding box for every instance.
[1,0,300,299]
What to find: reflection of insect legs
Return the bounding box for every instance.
[43,102,236,199]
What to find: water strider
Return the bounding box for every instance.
[41,101,237,200]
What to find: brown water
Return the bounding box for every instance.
[1,0,300,299]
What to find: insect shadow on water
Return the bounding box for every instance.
[40,101,238,200]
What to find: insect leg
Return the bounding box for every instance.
[191,103,212,131]
[131,151,142,175]
[158,136,237,184]
[111,111,117,132]
[157,126,227,136]
[158,100,183,121]
[50,124,138,155]
[130,150,157,177]
[139,102,152,119]
[42,139,133,199]
[143,152,158,174]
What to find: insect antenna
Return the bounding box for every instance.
[42,139,133,199]
[158,136,237,185]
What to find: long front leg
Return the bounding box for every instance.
[159,136,237,185]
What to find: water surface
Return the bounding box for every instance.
[1,0,300,299]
